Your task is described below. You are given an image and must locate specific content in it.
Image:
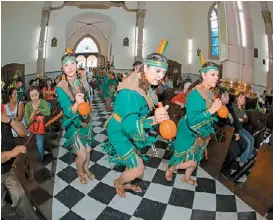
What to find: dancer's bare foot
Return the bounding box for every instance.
[77,172,87,184]
[123,183,142,192]
[83,169,95,180]
[113,179,126,198]
[182,176,197,186]
[165,167,173,182]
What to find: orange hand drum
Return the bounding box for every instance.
[217,106,229,118]
[78,102,90,116]
[159,119,177,140]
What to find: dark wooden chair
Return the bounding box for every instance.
[201,126,234,178]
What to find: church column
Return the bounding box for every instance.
[241,2,254,84]
[222,2,254,85]
[135,2,146,62]
[261,1,273,89]
[37,1,52,75]
[222,2,241,81]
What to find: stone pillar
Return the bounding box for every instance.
[261,2,273,89]
[37,1,52,75]
[222,2,241,81]
[135,2,146,62]
[241,2,254,84]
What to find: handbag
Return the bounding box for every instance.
[29,115,45,134]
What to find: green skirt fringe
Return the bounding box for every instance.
[101,141,149,169]
[168,143,207,166]
[63,124,94,153]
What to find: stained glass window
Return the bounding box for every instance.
[209,3,219,58]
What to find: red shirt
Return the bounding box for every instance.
[171,93,186,104]
[43,87,55,99]
[1,103,5,113]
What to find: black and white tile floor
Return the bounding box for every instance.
[51,95,266,220]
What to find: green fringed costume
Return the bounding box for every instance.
[106,78,117,99]
[102,72,158,168]
[94,74,102,91]
[56,74,93,153]
[101,73,109,99]
[168,85,217,166]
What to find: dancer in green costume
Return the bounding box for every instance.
[105,72,117,111]
[101,68,108,99]
[102,53,170,198]
[93,69,101,94]
[56,50,95,184]
[165,62,222,185]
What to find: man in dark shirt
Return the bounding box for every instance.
[1,105,39,220]
[15,79,26,102]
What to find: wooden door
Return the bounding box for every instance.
[1,63,25,87]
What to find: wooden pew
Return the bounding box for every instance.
[245,111,268,148]
[46,98,58,113]
[201,126,234,178]
[162,100,185,125]
[12,134,52,220]
[242,144,273,216]
[164,88,176,101]
[218,143,273,217]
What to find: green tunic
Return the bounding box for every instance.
[56,79,93,152]
[101,74,109,99]
[106,78,117,99]
[94,74,102,90]
[168,88,217,166]
[102,89,157,168]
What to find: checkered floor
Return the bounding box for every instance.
[52,95,265,220]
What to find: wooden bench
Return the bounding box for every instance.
[201,126,234,178]
[12,134,53,220]
[218,143,273,217]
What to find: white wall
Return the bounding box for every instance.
[249,1,273,86]
[1,1,44,75]
[144,1,186,67]
[182,1,219,75]
[183,1,273,87]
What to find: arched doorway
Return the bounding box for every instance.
[74,36,100,70]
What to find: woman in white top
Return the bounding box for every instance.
[5,88,27,137]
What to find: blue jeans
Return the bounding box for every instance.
[239,128,255,163]
[35,134,45,161]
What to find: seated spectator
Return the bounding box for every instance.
[42,78,56,100]
[5,88,27,137]
[53,76,61,88]
[215,88,247,176]
[163,75,173,89]
[16,79,26,102]
[25,86,50,161]
[171,82,192,108]
[1,104,39,220]
[232,92,255,165]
